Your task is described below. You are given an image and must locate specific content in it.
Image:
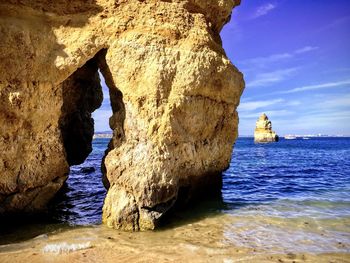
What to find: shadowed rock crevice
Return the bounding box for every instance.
[59,55,103,166]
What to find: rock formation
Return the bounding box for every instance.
[254,114,279,143]
[0,0,244,230]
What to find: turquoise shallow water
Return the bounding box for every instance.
[0,137,349,253]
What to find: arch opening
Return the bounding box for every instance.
[52,50,125,225]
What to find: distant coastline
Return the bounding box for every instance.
[93,132,112,139]
[239,134,349,138]
[93,133,349,139]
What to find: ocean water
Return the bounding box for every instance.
[222,137,350,253]
[0,137,349,256]
[50,138,108,225]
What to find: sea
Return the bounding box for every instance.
[0,137,349,258]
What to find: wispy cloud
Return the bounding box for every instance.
[319,67,350,76]
[317,15,350,33]
[320,95,350,108]
[92,109,112,132]
[241,46,318,67]
[302,110,350,120]
[282,79,350,94]
[247,67,298,88]
[276,111,350,132]
[251,3,276,19]
[295,46,319,54]
[240,110,293,119]
[239,98,284,111]
[242,53,292,65]
[286,100,301,106]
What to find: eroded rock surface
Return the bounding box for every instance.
[254,113,279,143]
[0,0,244,230]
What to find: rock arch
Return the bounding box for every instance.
[0,0,244,230]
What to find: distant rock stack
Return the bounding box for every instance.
[254,113,279,143]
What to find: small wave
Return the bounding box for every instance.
[42,242,92,254]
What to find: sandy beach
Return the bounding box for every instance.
[1,212,348,263]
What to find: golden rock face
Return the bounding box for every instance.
[0,0,244,230]
[254,114,279,143]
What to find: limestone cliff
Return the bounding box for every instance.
[0,0,244,230]
[254,114,279,143]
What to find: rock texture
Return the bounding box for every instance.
[254,114,279,143]
[0,0,244,230]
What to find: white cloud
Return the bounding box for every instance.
[305,94,350,112]
[306,110,350,119]
[251,3,276,19]
[282,79,350,93]
[246,67,298,87]
[241,53,292,65]
[241,46,318,68]
[316,15,350,33]
[295,46,319,54]
[286,100,301,106]
[92,109,112,132]
[240,110,293,119]
[322,67,350,74]
[275,111,350,133]
[321,96,350,108]
[239,98,284,111]
[238,93,350,136]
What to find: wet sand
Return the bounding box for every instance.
[0,212,349,263]
[0,245,348,263]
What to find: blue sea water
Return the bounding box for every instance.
[223,137,350,218]
[1,137,349,253]
[221,137,350,252]
[52,137,350,227]
[51,138,108,225]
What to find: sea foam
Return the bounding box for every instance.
[42,242,92,254]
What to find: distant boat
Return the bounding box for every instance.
[302,137,310,140]
[284,135,297,140]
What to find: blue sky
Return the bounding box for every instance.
[94,1,350,135]
[222,0,350,136]
[92,75,111,133]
